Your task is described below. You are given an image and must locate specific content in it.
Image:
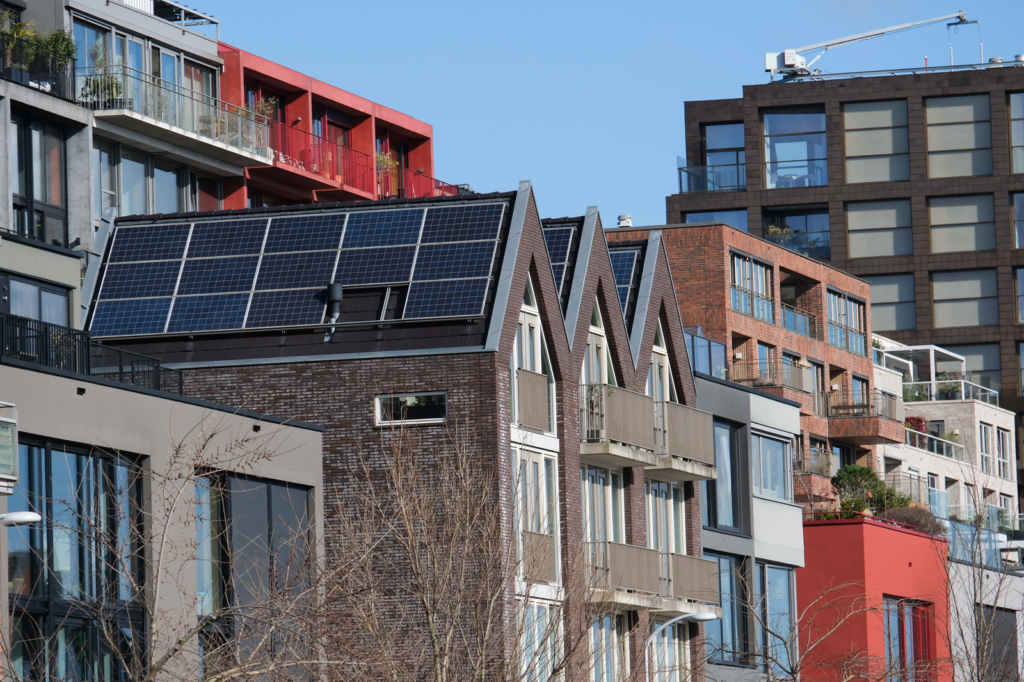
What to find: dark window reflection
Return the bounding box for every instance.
[379,392,448,423]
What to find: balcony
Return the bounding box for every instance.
[730,285,774,323]
[264,121,375,196]
[781,302,817,339]
[828,321,867,356]
[0,312,183,394]
[884,471,928,506]
[903,379,999,406]
[827,390,905,445]
[75,65,272,167]
[677,163,746,193]
[587,542,720,612]
[517,368,551,432]
[670,553,719,603]
[732,359,781,389]
[684,332,728,380]
[579,384,658,468]
[904,428,966,462]
[795,446,833,476]
[0,31,75,102]
[522,531,556,584]
[649,401,716,482]
[379,166,458,200]
[928,488,949,520]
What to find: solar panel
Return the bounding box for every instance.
[609,249,640,316]
[90,201,509,337]
[542,224,576,296]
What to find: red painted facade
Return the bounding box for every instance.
[218,43,446,208]
[797,519,950,682]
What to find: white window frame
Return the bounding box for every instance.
[997,428,1012,480]
[513,448,560,583]
[649,618,690,682]
[582,300,617,387]
[374,391,448,426]
[752,432,793,502]
[512,279,556,434]
[580,465,625,545]
[980,423,994,474]
[519,599,562,681]
[646,480,686,556]
[590,613,629,682]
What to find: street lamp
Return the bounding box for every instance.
[0,512,41,526]
[644,611,718,682]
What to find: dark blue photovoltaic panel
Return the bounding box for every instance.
[90,298,172,336]
[264,214,347,253]
[334,247,415,285]
[98,261,181,300]
[403,279,488,319]
[413,241,496,281]
[177,256,259,295]
[609,250,639,291]
[245,289,325,329]
[187,219,268,258]
[255,251,337,290]
[542,227,573,266]
[341,209,423,248]
[421,204,504,243]
[108,224,191,263]
[166,294,249,333]
[551,264,565,290]
[617,285,630,312]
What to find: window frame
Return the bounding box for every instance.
[10,112,68,247]
[761,107,828,189]
[761,207,831,260]
[997,428,1012,481]
[705,551,750,665]
[924,94,993,179]
[374,391,449,426]
[751,432,792,502]
[513,448,560,584]
[649,617,690,682]
[827,289,867,355]
[512,279,556,434]
[580,465,625,546]
[729,252,774,324]
[842,99,910,184]
[754,562,796,675]
[1,271,71,324]
[980,422,994,474]
[705,420,745,535]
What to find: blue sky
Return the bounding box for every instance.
[204,0,1023,226]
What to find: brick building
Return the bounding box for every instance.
[81,183,728,680]
[608,222,905,509]
[669,65,1024,490]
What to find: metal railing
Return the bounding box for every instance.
[730,285,774,323]
[903,380,999,406]
[828,321,867,356]
[522,531,556,584]
[684,332,728,380]
[75,65,271,161]
[0,312,89,373]
[517,368,551,432]
[586,541,665,596]
[828,389,903,421]
[90,344,183,395]
[655,400,715,466]
[884,471,928,504]
[813,391,828,417]
[579,384,656,451]
[378,166,458,200]
[267,121,375,194]
[904,428,966,462]
[678,163,746,193]
[781,358,812,392]
[731,359,780,388]
[0,31,76,101]
[671,553,718,602]
[795,446,831,476]
[781,302,817,338]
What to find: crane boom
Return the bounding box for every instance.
[766,11,971,78]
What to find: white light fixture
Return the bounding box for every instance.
[687,612,719,622]
[734,352,743,360]
[0,511,41,526]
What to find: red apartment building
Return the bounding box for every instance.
[217,43,455,209]
[608,222,905,508]
[797,518,950,682]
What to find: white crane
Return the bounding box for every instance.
[765,11,974,79]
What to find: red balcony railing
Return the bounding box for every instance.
[267,121,374,195]
[379,166,458,199]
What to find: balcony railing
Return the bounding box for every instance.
[813,391,828,417]
[586,541,665,596]
[655,400,714,466]
[0,31,76,101]
[781,302,817,339]
[0,312,183,395]
[884,471,928,505]
[517,368,551,432]
[929,488,949,520]
[795,446,831,476]
[730,285,774,323]
[678,164,746,193]
[781,359,813,392]
[579,384,656,452]
[267,121,375,194]
[828,389,903,421]
[75,65,271,161]
[522,531,556,584]
[684,332,728,381]
[670,553,718,602]
[732,359,780,389]
[828,321,867,356]
[905,428,966,462]
[379,166,458,200]
[903,380,999,406]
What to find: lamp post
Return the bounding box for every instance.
[644,611,718,682]
[0,512,41,526]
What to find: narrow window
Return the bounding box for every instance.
[376,392,448,425]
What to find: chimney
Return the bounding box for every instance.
[617,214,633,228]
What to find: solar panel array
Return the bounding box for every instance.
[542,223,576,297]
[609,248,640,313]
[90,203,507,337]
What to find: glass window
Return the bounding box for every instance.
[646,480,685,555]
[120,149,147,217]
[190,172,221,212]
[10,115,66,245]
[92,139,116,220]
[763,209,830,259]
[702,122,746,191]
[685,209,748,231]
[591,614,628,682]
[706,552,747,664]
[827,290,866,355]
[755,563,794,675]
[932,271,999,328]
[884,598,931,678]
[73,19,109,69]
[1013,93,1024,174]
[376,392,448,424]
[581,466,624,546]
[153,160,182,214]
[980,423,994,474]
[997,428,1012,480]
[730,253,773,323]
[514,450,558,582]
[753,435,789,500]
[650,620,688,682]
[763,108,827,188]
[1016,194,1024,249]
[521,601,558,682]
[6,276,69,325]
[925,94,992,178]
[929,195,995,253]
[867,274,916,332]
[852,376,869,404]
[705,422,742,533]
[847,199,912,258]
[843,100,910,183]
[980,605,1020,682]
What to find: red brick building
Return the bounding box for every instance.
[608,222,905,508]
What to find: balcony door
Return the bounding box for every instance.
[581,466,623,547]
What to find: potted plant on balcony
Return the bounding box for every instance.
[935,370,961,400]
[77,45,125,110]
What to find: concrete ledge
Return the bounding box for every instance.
[646,456,717,482]
[580,441,658,469]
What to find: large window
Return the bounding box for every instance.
[649,619,689,682]
[843,100,910,183]
[704,421,743,534]
[827,290,866,355]
[730,253,773,323]
[9,440,143,681]
[1010,93,1024,174]
[925,94,992,178]
[763,108,827,188]
[979,605,1020,682]
[867,274,916,332]
[932,270,998,328]
[752,434,790,501]
[706,552,747,664]
[763,209,830,260]
[1,273,69,325]
[520,601,559,682]
[685,209,748,232]
[375,392,448,425]
[514,449,559,583]
[936,343,1002,392]
[702,122,746,191]
[929,195,995,253]
[646,480,685,557]
[590,614,628,682]
[883,598,931,680]
[581,466,624,545]
[10,114,66,246]
[847,199,912,258]
[511,281,555,432]
[755,563,795,676]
